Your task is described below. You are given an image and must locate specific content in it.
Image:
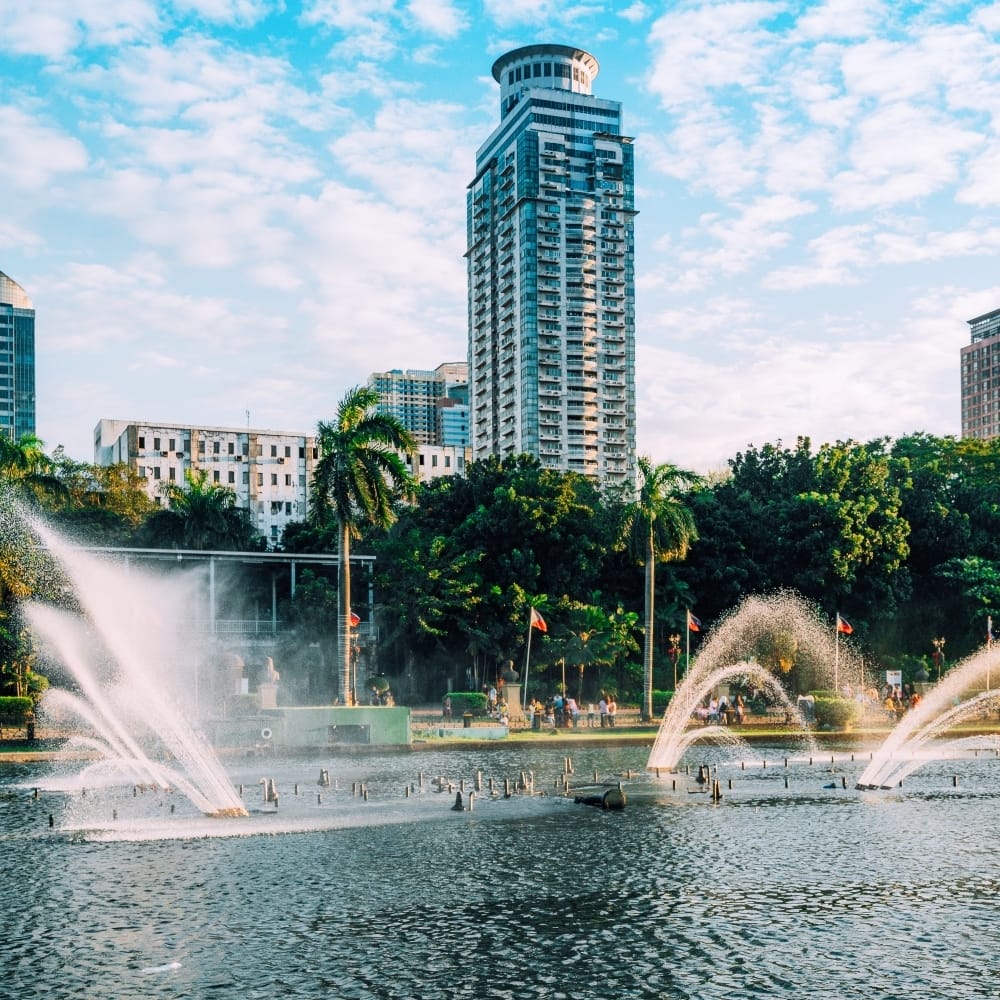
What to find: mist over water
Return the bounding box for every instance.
[6,502,246,816]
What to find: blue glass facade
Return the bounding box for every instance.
[0,272,36,442]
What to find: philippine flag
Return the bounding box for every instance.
[836,614,853,635]
[529,607,548,633]
[349,611,361,627]
[687,611,702,633]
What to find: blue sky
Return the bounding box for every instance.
[2,0,999,472]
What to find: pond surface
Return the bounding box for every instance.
[3,740,999,999]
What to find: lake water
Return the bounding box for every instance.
[2,740,999,999]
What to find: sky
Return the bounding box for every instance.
[2,0,999,473]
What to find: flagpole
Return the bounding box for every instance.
[834,615,840,695]
[685,609,691,682]
[988,615,993,692]
[522,620,534,711]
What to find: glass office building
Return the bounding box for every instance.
[0,272,36,442]
[466,44,636,487]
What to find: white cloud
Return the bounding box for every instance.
[407,0,468,37]
[0,107,89,188]
[793,0,886,41]
[173,0,278,23]
[0,0,160,58]
[833,101,983,210]
[645,2,782,109]
[618,2,649,24]
[637,296,963,472]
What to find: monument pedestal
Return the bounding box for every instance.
[504,682,524,719]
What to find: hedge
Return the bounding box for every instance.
[0,696,33,723]
[444,692,488,716]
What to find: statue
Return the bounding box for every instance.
[500,659,519,683]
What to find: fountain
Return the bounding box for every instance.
[857,643,1000,789]
[646,593,861,772]
[10,506,247,818]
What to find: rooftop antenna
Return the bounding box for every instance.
[246,409,250,428]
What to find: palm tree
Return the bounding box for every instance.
[621,457,699,721]
[562,604,611,703]
[135,469,261,551]
[0,433,63,505]
[310,386,416,704]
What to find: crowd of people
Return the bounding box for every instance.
[442,687,622,729]
[692,692,747,725]
[523,692,619,728]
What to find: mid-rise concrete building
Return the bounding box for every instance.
[466,44,637,487]
[0,271,36,442]
[94,419,316,544]
[961,308,1000,440]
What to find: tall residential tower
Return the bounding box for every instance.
[0,271,36,441]
[466,44,636,487]
[961,307,1000,440]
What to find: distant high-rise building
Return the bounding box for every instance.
[961,308,1000,440]
[368,363,470,480]
[0,271,36,441]
[368,363,468,447]
[466,44,636,487]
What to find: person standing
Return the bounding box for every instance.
[599,695,609,728]
[607,695,617,728]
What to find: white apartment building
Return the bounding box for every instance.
[94,419,317,544]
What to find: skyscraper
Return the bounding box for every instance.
[466,44,636,487]
[0,271,36,442]
[961,307,1000,440]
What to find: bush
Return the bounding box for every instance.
[0,696,33,723]
[813,696,862,730]
[651,690,673,715]
[445,692,488,716]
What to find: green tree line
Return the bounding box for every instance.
[4,423,1000,707]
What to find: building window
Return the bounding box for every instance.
[153,437,161,450]
[257,473,263,487]
[153,467,161,480]
[228,442,235,454]
[228,471,235,484]
[213,441,220,454]
[213,470,220,483]
[284,446,291,457]
[285,475,291,486]
[271,473,277,486]
[138,436,145,448]
[169,438,175,451]
[271,445,277,457]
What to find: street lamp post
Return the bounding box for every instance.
[668,633,681,691]
[931,636,946,681]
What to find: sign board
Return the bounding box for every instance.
[885,669,902,688]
